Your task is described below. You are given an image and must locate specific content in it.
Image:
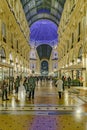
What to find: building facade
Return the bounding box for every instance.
[58,0,87,86]
[0,0,30,91]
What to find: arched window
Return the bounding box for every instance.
[0,47,6,62]
[78,47,82,61]
[41,60,48,76]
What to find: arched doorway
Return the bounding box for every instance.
[41,60,48,76]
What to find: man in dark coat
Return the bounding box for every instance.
[28,75,36,99]
[67,76,71,88]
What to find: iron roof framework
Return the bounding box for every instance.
[20,0,66,27]
[36,44,52,60]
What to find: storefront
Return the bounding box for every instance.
[0,47,14,93]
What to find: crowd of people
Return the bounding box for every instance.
[0,74,72,101]
[0,75,36,101]
[23,75,36,99]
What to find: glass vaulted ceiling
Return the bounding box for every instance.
[20,0,66,60]
[30,20,58,47]
[21,0,66,26]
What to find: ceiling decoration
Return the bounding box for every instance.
[20,0,66,60]
[30,19,58,47]
[21,0,66,26]
[36,44,52,60]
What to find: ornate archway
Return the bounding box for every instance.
[41,60,48,76]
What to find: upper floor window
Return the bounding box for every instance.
[16,40,18,52]
[72,0,75,5]
[71,33,74,48]
[78,47,82,61]
[78,22,81,36]
[2,22,6,43]
[11,33,13,48]
[77,22,81,42]
[67,40,69,52]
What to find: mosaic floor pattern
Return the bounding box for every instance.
[0,114,86,130]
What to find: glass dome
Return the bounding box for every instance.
[30,19,58,47]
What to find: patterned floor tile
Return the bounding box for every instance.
[0,82,87,130]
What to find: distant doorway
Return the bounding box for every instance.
[41,61,48,76]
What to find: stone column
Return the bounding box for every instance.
[0,19,2,44]
[82,3,87,87]
[82,53,87,87]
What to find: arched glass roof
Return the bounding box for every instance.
[30,19,58,47]
[21,0,66,26]
[20,0,66,60]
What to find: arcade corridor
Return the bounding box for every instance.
[0,81,87,130]
[0,0,87,130]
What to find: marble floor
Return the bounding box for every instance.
[0,80,87,130]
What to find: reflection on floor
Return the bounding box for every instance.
[0,80,87,130]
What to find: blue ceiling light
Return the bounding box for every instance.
[30,19,58,47]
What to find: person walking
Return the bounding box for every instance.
[56,77,63,99]
[67,76,71,88]
[62,76,65,91]
[14,76,20,93]
[28,75,36,99]
[23,77,28,93]
[1,80,9,101]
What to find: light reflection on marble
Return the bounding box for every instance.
[75,106,84,114]
[18,87,26,106]
[11,97,16,108]
[49,80,53,88]
[74,106,85,121]
[64,91,69,105]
